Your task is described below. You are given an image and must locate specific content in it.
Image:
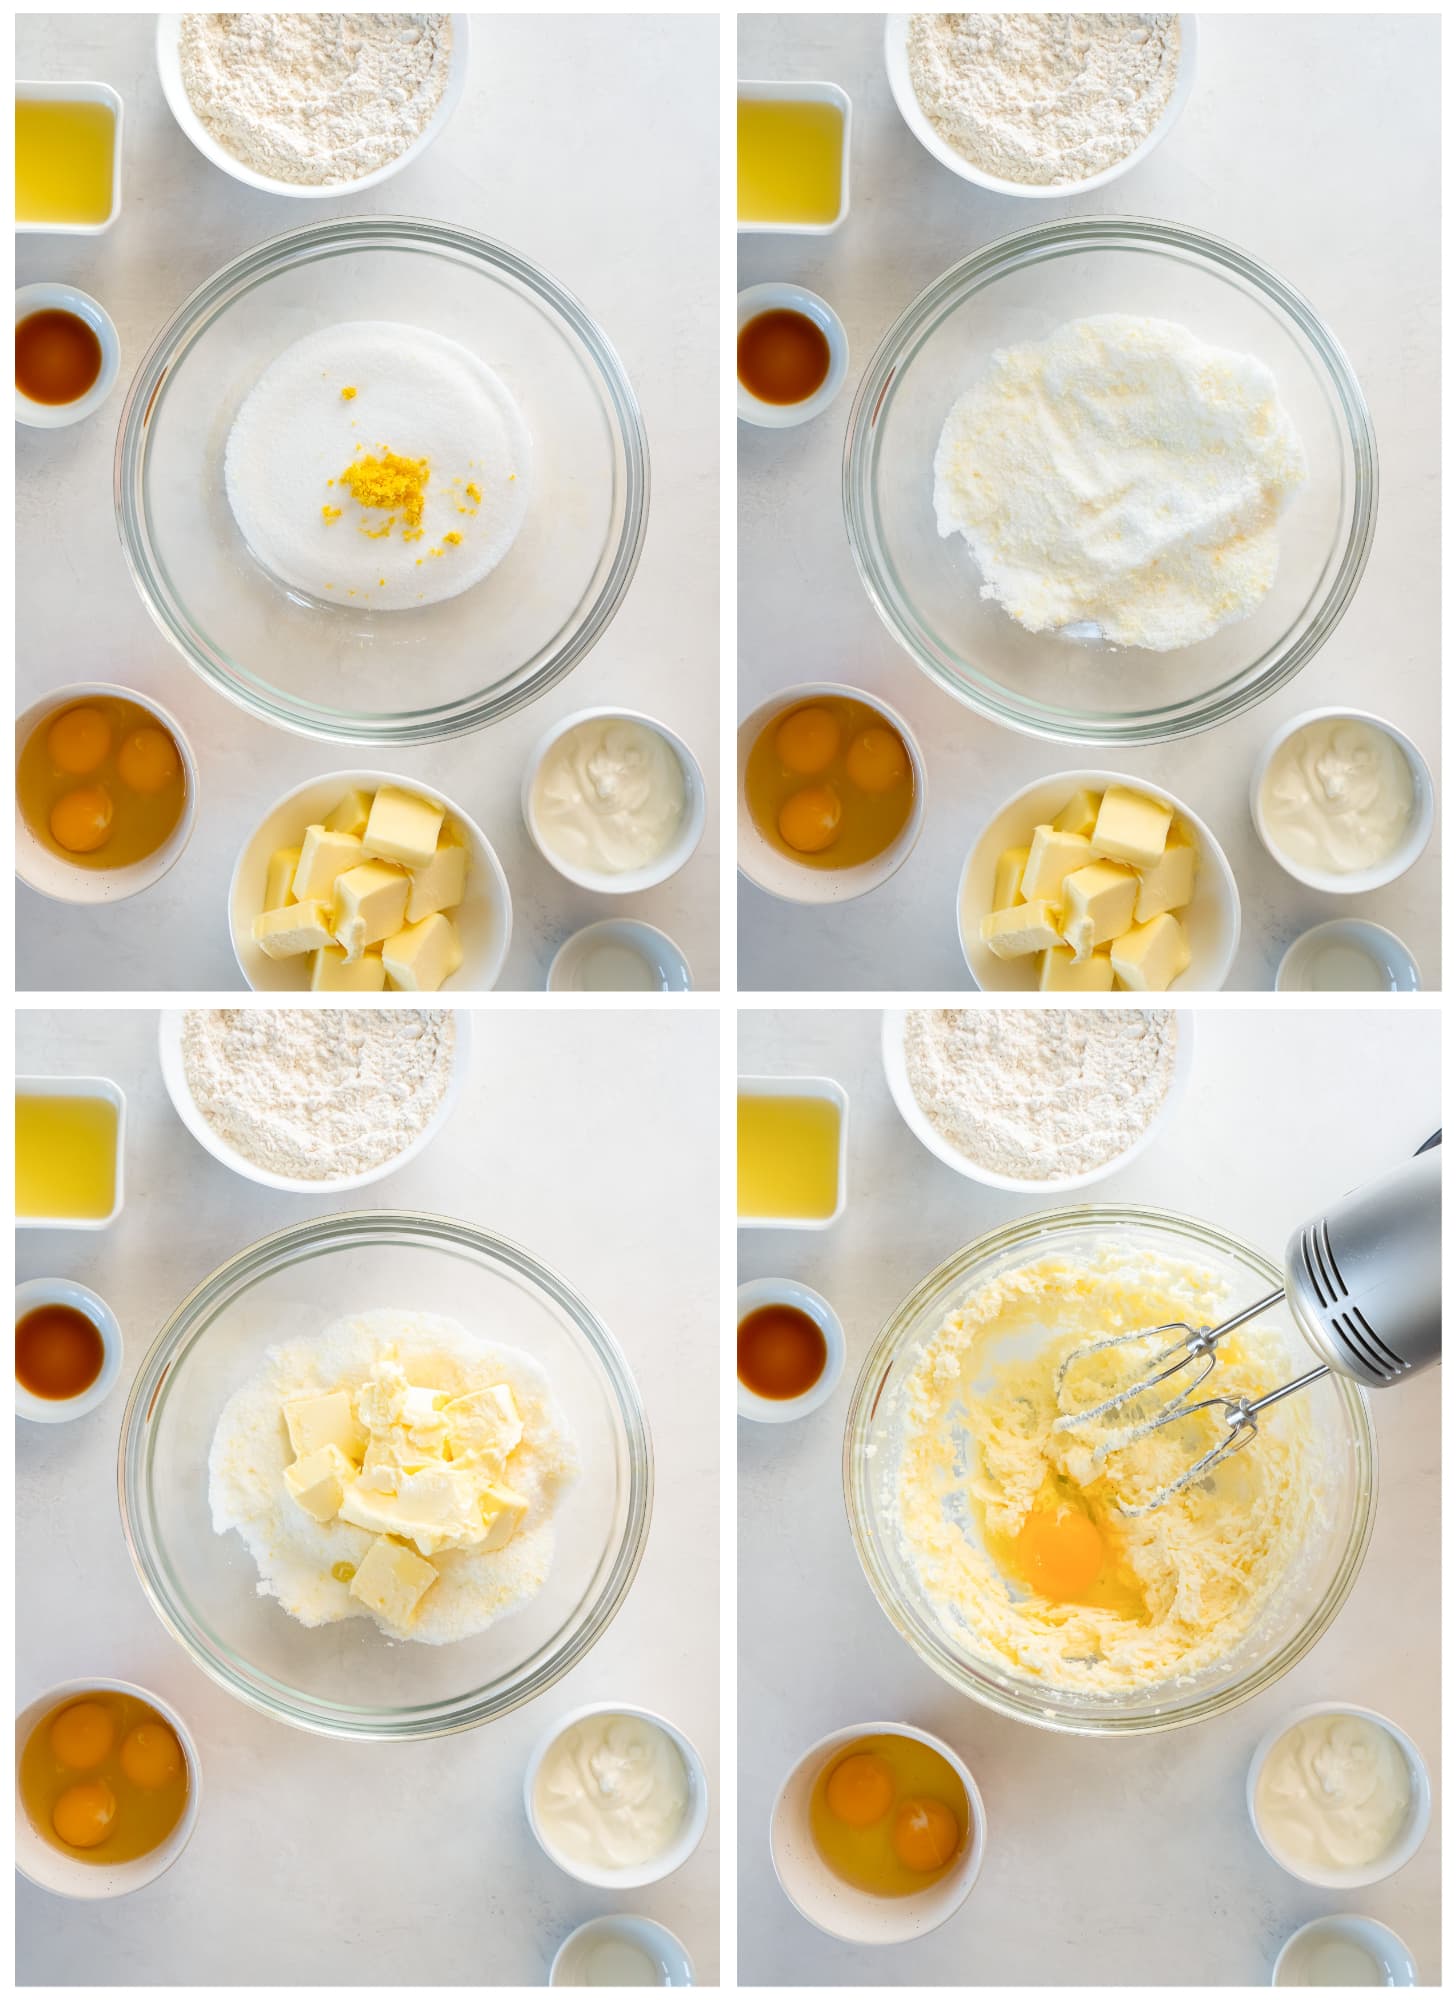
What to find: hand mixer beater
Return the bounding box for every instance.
[1053,1141,1441,1516]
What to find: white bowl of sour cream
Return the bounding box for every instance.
[525,1703,710,1890]
[1251,709,1434,894]
[1247,1703,1431,1889]
[522,709,706,894]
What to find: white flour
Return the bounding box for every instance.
[178,14,452,188]
[934,315,1307,652]
[903,1008,1178,1179]
[181,1008,455,1180]
[906,13,1180,187]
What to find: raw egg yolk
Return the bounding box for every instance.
[52,1780,117,1850]
[47,705,111,775]
[775,705,839,776]
[120,1722,183,1791]
[1016,1507,1104,1601]
[49,1701,115,1770]
[779,785,842,854]
[845,726,910,794]
[825,1752,895,1829]
[116,727,181,796]
[893,1797,960,1873]
[50,786,114,855]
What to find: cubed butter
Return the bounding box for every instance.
[323,788,374,837]
[283,1389,365,1465]
[338,1464,487,1557]
[1039,945,1115,993]
[443,1385,523,1470]
[478,1481,530,1553]
[1092,786,1173,869]
[263,844,301,913]
[364,786,445,870]
[348,1536,437,1629]
[1111,912,1192,993]
[1134,825,1198,922]
[1051,788,1102,838]
[293,823,364,904]
[333,860,411,961]
[283,1443,355,1524]
[991,844,1029,913]
[406,832,468,924]
[311,945,386,993]
[252,900,334,959]
[1061,859,1139,960]
[1021,824,1093,904]
[980,900,1063,959]
[382,912,463,993]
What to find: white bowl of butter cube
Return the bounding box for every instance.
[958,771,1240,994]
[230,772,511,993]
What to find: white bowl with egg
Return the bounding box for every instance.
[737,283,850,430]
[881,1010,1195,1194]
[770,1721,986,1944]
[525,1703,710,1890]
[15,682,198,906]
[155,1009,473,1195]
[229,770,510,992]
[1247,1703,1431,1890]
[15,282,122,429]
[1250,708,1434,894]
[550,1915,695,1988]
[959,770,1240,991]
[15,1279,124,1424]
[522,708,706,895]
[15,1678,202,1900]
[736,1278,845,1424]
[738,682,927,906]
[883,14,1197,199]
[154,15,469,199]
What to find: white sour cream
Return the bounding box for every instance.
[534,1712,691,1870]
[532,718,686,875]
[1260,718,1415,874]
[1256,1713,1412,1873]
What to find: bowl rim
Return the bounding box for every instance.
[1275,918,1422,995]
[226,767,512,993]
[15,1277,125,1423]
[842,214,1380,747]
[956,767,1242,992]
[1249,706,1435,894]
[843,1203,1379,1735]
[116,1208,655,1740]
[883,14,1198,200]
[735,1276,847,1423]
[153,14,470,200]
[113,213,650,745]
[736,680,928,906]
[15,680,199,906]
[520,705,707,894]
[880,1007,1196,1192]
[155,1008,473,1192]
[523,1700,711,1888]
[15,1676,202,1900]
[768,1718,987,1943]
[736,283,851,430]
[548,1913,695,1988]
[1245,1700,1432,1889]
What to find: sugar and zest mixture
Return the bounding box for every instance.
[933,315,1307,651]
[892,1247,1321,1691]
[210,1311,578,1644]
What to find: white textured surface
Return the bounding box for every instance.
[738,1007,1440,1985]
[16,1009,718,1985]
[738,14,1440,991]
[17,14,718,991]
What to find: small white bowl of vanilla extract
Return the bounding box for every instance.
[737,1278,845,1423]
[737,282,849,429]
[15,1278,123,1423]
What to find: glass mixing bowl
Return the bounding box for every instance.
[843,218,1377,746]
[844,1207,1376,1735]
[115,217,649,744]
[118,1212,652,1739]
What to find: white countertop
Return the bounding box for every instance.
[737,1006,1441,1984]
[16,1008,719,1985]
[738,14,1440,992]
[17,14,719,992]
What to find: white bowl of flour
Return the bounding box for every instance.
[156,15,470,198]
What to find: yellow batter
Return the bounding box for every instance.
[894,1245,1323,1692]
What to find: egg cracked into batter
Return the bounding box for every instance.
[891,1245,1326,1692]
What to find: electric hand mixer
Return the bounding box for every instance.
[1053,1140,1442,1516]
